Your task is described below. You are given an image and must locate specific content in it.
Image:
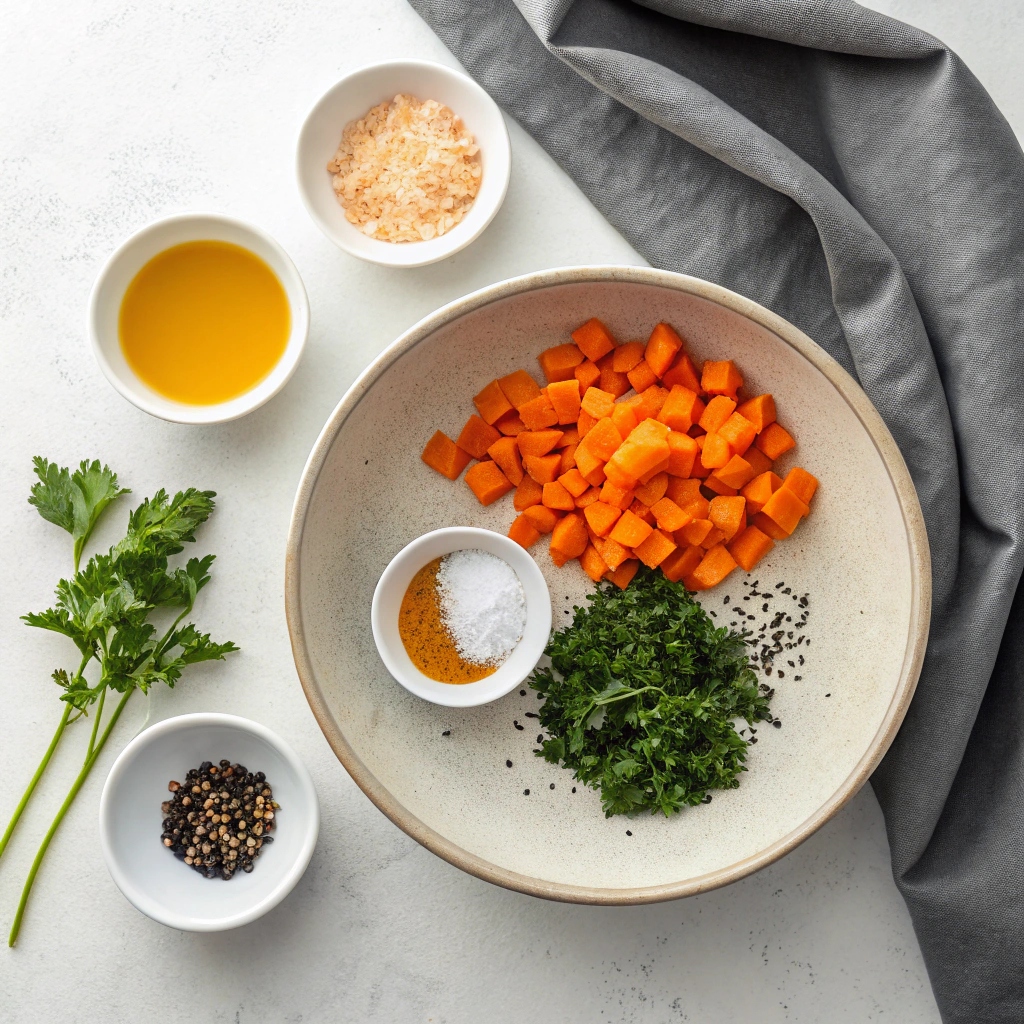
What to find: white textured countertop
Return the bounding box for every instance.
[1,1,1017,1020]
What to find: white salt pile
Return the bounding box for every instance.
[436,548,526,667]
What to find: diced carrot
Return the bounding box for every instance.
[600,480,635,510]
[661,544,703,583]
[714,454,755,489]
[609,509,653,548]
[607,559,639,589]
[752,511,791,541]
[494,410,527,436]
[628,498,656,526]
[718,412,757,455]
[513,474,543,511]
[709,495,746,541]
[523,504,561,533]
[627,360,658,393]
[612,341,645,373]
[574,359,601,393]
[573,443,605,481]
[580,543,610,582]
[634,529,677,569]
[551,512,589,559]
[741,471,782,514]
[421,431,472,480]
[666,478,702,505]
[666,431,698,478]
[456,415,502,460]
[581,387,616,421]
[611,402,639,438]
[582,418,623,461]
[473,379,514,425]
[575,486,602,509]
[542,481,576,511]
[582,464,607,488]
[508,514,542,549]
[584,501,623,537]
[760,487,809,535]
[538,343,585,383]
[680,518,713,546]
[559,442,578,475]
[736,394,776,433]
[703,475,738,497]
[701,525,727,549]
[701,360,743,397]
[571,318,617,362]
[636,385,670,421]
[546,379,582,425]
[600,366,632,399]
[645,323,684,378]
[603,458,638,489]
[744,445,773,477]
[635,471,668,507]
[465,461,513,506]
[607,419,671,482]
[698,395,737,434]
[661,352,703,394]
[518,393,559,431]
[700,432,732,469]
[558,467,590,498]
[689,544,738,588]
[523,453,562,484]
[550,547,572,568]
[782,467,819,505]
[650,497,691,533]
[559,424,581,447]
[658,386,703,432]
[679,496,711,524]
[577,410,598,439]
[517,429,564,458]
[728,525,774,571]
[689,435,711,478]
[487,436,524,486]
[602,539,633,572]
[497,369,542,410]
[756,422,796,460]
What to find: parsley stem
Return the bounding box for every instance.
[0,704,71,864]
[85,686,107,761]
[7,687,134,947]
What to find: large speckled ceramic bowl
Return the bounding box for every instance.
[286,267,930,904]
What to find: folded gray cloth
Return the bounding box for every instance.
[408,1,1024,1019]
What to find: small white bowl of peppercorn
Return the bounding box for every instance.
[99,713,319,932]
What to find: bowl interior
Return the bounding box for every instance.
[101,717,317,929]
[297,61,510,267]
[290,272,925,898]
[371,527,552,708]
[90,215,309,423]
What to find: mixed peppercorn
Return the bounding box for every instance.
[161,759,278,880]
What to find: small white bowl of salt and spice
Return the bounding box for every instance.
[372,527,551,706]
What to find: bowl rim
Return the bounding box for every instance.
[295,58,512,268]
[98,711,320,931]
[370,526,553,707]
[284,265,932,905]
[87,212,310,424]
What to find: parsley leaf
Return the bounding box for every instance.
[530,567,771,817]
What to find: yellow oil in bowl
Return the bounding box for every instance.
[118,240,290,405]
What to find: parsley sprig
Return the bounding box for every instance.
[1,459,238,945]
[531,567,771,817]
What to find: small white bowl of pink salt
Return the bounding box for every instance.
[296,60,511,268]
[372,527,551,707]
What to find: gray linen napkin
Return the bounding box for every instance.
[409,0,1024,1019]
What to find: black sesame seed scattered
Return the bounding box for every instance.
[825,692,831,697]
[441,730,451,736]
[626,830,633,836]
[520,689,526,696]
[794,675,802,681]
[525,712,538,719]
[549,783,555,790]
[773,720,782,729]
[572,787,577,793]
[506,760,513,768]
[524,789,530,796]
[537,734,543,743]
[775,581,784,589]
[514,721,524,731]
[723,596,730,605]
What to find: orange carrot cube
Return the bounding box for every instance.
[626,359,658,394]
[465,461,513,506]
[559,442,578,475]
[628,498,656,526]
[635,385,670,422]
[666,477,703,506]
[600,480,635,510]
[542,481,576,511]
[421,431,473,480]
[571,318,617,362]
[698,395,737,434]
[547,379,582,425]
[633,529,677,569]
[644,323,684,377]
[701,360,743,397]
[513,475,543,511]
[718,412,757,455]
[661,544,703,583]
[689,435,711,478]
[701,526,727,549]
[573,443,605,481]
[756,422,796,460]
[574,359,601,393]
[688,543,738,589]
[760,486,809,535]
[606,559,639,588]
[580,543,610,582]
[559,424,581,447]
[523,453,562,484]
[666,431,698,478]
[487,436,524,486]
[497,369,542,410]
[741,470,783,514]
[752,511,791,541]
[577,409,598,438]
[494,410,527,436]
[703,475,738,497]
[650,497,691,533]
[558,467,590,498]
[700,431,732,469]
[680,518,713,546]
[658,386,703,432]
[550,512,589,559]
[575,486,602,509]
[456,415,502,460]
[508,514,542,549]
[581,387,616,421]
[601,538,633,572]
[538,343,585,383]
[584,501,623,538]
[661,352,703,394]
[609,509,653,548]
[709,495,747,541]
[473,379,514,425]
[714,454,755,489]
[736,394,776,433]
[635,471,668,507]
[744,445,773,477]
[603,458,638,489]
[611,341,645,373]
[600,366,631,399]
[583,418,624,461]
[781,467,819,505]
[523,504,561,533]
[518,392,559,431]
[517,429,564,458]
[728,525,774,571]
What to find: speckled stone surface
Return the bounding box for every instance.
[2,0,1016,1019]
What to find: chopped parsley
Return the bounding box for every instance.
[530,567,771,817]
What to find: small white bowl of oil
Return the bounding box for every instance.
[88,213,309,424]
[371,527,552,708]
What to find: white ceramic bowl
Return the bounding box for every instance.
[296,60,511,268]
[89,213,310,423]
[371,527,551,707]
[99,713,319,932]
